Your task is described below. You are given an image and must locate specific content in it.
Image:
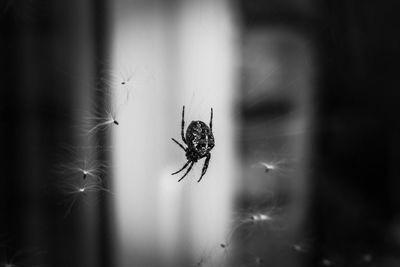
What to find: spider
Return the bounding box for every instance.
[171,106,215,182]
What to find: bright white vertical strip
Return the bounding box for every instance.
[111,2,170,266]
[156,170,184,265]
[112,0,237,266]
[175,0,238,262]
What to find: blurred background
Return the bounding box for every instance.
[1,0,400,267]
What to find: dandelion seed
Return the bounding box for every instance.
[250,213,272,222]
[101,64,154,103]
[76,164,103,181]
[53,146,111,217]
[55,148,106,183]
[225,196,285,246]
[60,180,112,218]
[86,110,119,134]
[251,158,294,178]
[259,162,277,173]
[291,238,314,253]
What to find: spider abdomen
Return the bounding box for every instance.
[171,106,214,182]
[185,121,215,158]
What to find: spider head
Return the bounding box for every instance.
[185,149,199,163]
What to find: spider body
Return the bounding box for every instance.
[185,121,215,161]
[172,106,214,182]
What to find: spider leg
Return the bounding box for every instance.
[209,107,213,131]
[181,105,186,144]
[171,138,186,151]
[172,160,191,175]
[178,161,195,182]
[197,153,211,183]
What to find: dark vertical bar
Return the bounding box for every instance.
[0,0,24,254]
[91,0,115,266]
[0,0,112,266]
[236,1,319,266]
[312,1,400,265]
